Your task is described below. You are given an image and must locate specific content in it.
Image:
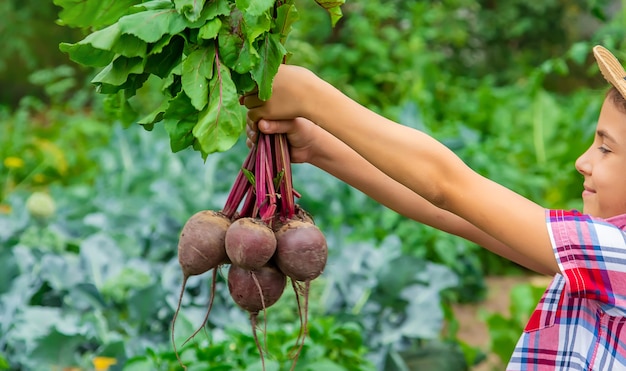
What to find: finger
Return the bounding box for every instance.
[239,88,259,105]
[246,124,257,143]
[257,119,288,135]
[242,94,264,109]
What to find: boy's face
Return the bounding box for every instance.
[575,95,626,218]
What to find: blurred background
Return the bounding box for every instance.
[1,0,625,370]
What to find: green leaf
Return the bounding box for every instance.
[54,0,141,28]
[313,1,346,11]
[314,0,345,26]
[299,360,344,371]
[145,35,185,78]
[251,33,286,100]
[103,91,138,127]
[201,0,231,21]
[60,22,146,66]
[164,119,197,152]
[244,360,280,371]
[92,56,145,87]
[231,71,257,95]
[218,32,244,69]
[134,0,175,11]
[59,23,120,67]
[242,168,255,186]
[235,42,260,74]
[118,9,188,43]
[193,64,245,155]
[30,329,89,368]
[198,18,223,40]
[273,4,300,42]
[113,34,148,58]
[217,28,262,74]
[96,73,150,95]
[122,356,158,371]
[164,91,199,152]
[235,0,274,17]
[182,46,216,110]
[138,99,168,127]
[0,354,8,369]
[174,0,207,22]
[326,6,344,27]
[243,12,272,44]
[59,43,115,68]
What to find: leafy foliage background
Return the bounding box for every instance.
[1,0,625,370]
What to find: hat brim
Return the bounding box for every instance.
[593,45,626,100]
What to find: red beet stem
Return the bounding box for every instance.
[277,134,296,219]
[223,144,256,218]
[255,133,278,225]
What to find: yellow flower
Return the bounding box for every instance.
[0,204,11,214]
[92,357,117,371]
[3,156,24,169]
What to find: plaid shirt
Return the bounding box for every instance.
[507,209,626,370]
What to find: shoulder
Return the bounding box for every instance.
[546,209,626,311]
[546,209,626,249]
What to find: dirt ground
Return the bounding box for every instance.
[452,275,553,371]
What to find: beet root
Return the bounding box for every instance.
[225,217,276,270]
[173,210,231,370]
[178,210,231,276]
[274,220,327,282]
[227,264,286,313]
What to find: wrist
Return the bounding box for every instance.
[298,69,332,123]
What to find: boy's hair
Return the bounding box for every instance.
[608,86,626,114]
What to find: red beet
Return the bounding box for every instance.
[172,210,231,370]
[228,264,287,371]
[225,217,276,270]
[274,220,328,282]
[227,264,286,313]
[178,210,231,276]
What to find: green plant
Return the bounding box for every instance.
[482,282,547,365]
[124,315,374,371]
[56,0,345,158]
[0,96,110,204]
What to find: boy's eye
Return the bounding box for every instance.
[598,146,611,154]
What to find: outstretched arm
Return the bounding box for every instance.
[246,66,559,275]
[252,117,554,275]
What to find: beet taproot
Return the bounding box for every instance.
[178,210,231,276]
[274,220,328,282]
[227,264,286,313]
[225,217,276,270]
[172,210,231,370]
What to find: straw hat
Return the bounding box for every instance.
[593,45,626,99]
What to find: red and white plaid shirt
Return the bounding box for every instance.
[507,209,626,370]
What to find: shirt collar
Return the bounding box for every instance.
[606,213,626,230]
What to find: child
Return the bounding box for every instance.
[243,44,626,370]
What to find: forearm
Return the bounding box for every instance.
[308,128,552,275]
[306,80,466,211]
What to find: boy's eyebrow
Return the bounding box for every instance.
[597,129,617,144]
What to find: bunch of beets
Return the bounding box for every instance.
[172,132,328,370]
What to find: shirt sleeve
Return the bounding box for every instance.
[546,209,626,314]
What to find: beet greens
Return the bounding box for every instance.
[56,1,344,370]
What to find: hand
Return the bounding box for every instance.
[246,115,319,164]
[242,64,321,122]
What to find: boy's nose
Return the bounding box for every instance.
[575,150,592,176]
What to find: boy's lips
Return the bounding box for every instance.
[582,185,596,197]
